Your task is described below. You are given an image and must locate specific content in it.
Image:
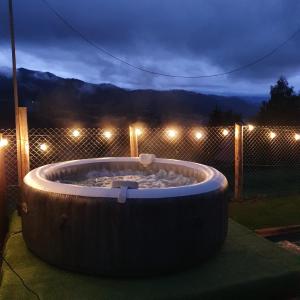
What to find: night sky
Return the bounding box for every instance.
[1,0,300,96]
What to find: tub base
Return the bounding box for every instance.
[22,185,228,276]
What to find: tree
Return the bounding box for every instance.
[256,76,300,125]
[208,105,242,126]
[270,76,294,100]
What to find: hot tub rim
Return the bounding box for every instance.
[23,157,228,199]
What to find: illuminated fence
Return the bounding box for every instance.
[28,128,130,169]
[1,125,300,212]
[243,125,300,167]
[243,125,300,198]
[28,126,235,181]
[138,126,234,170]
[0,129,18,213]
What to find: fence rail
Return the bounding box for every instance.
[1,125,300,214]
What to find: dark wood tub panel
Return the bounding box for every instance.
[22,184,228,276]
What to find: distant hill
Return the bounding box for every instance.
[0,68,259,128]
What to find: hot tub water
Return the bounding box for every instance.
[61,168,199,188]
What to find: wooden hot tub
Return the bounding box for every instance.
[22,157,228,276]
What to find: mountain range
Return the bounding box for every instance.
[0,68,261,128]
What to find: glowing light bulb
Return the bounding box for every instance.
[103,130,112,140]
[72,129,80,137]
[248,124,255,131]
[135,128,142,136]
[167,129,177,139]
[222,129,229,136]
[295,133,300,141]
[0,138,8,147]
[195,131,203,140]
[270,132,276,140]
[40,143,48,151]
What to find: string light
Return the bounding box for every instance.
[40,143,48,152]
[222,129,229,136]
[270,132,276,140]
[72,129,80,137]
[135,128,142,136]
[248,124,255,131]
[5,124,300,159]
[195,131,203,140]
[166,129,177,139]
[103,130,113,140]
[0,138,8,148]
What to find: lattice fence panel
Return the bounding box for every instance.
[244,126,300,167]
[0,129,18,213]
[138,126,235,179]
[243,126,300,197]
[29,128,130,169]
[2,125,300,209]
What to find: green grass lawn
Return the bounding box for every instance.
[243,167,300,199]
[229,195,300,230]
[3,213,300,300]
[229,166,300,230]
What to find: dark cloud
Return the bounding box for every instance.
[1,0,300,95]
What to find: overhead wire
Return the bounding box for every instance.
[39,0,300,78]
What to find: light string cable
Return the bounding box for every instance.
[1,256,41,300]
[1,231,40,300]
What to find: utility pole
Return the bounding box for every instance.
[8,0,23,187]
[8,0,19,120]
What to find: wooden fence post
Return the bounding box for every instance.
[0,134,7,245]
[129,125,139,157]
[17,107,30,186]
[234,123,243,201]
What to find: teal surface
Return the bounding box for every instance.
[1,213,300,300]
